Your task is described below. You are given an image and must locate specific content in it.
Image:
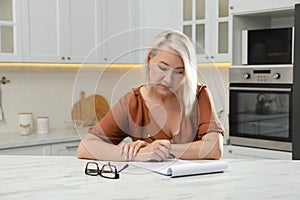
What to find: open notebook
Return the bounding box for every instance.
[130,159,228,178]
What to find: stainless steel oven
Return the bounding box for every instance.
[229,66,293,151]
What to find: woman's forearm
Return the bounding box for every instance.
[171,132,223,160]
[77,133,126,161]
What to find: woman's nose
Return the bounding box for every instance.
[163,71,173,83]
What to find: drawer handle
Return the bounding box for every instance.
[65,145,78,150]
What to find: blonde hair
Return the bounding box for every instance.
[144,30,198,116]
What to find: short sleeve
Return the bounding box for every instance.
[88,91,132,145]
[196,85,224,139]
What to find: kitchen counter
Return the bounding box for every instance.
[1,155,300,199]
[0,128,88,149]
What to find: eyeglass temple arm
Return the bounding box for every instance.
[118,164,129,173]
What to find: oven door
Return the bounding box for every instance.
[229,83,292,151]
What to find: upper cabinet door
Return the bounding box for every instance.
[98,0,138,64]
[0,0,22,62]
[22,0,61,62]
[66,0,98,63]
[182,0,230,63]
[212,0,230,62]
[137,0,181,63]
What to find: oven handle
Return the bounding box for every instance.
[229,87,292,92]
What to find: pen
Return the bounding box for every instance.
[148,134,156,142]
[148,134,176,159]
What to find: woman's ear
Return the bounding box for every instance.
[147,55,151,64]
[147,57,151,68]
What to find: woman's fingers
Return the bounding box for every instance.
[119,140,148,160]
[133,141,146,156]
[147,140,171,161]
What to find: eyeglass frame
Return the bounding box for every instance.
[85,161,129,179]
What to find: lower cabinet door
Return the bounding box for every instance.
[51,141,80,156]
[0,145,51,155]
[223,145,292,160]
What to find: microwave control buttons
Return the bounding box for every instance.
[273,73,281,79]
[243,73,251,79]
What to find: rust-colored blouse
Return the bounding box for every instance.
[89,84,224,144]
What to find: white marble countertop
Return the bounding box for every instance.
[0,128,88,149]
[1,155,300,199]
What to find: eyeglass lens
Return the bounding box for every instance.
[85,162,99,176]
[101,165,118,179]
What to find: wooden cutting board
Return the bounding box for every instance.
[71,91,110,127]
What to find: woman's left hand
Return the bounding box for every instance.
[119,140,148,160]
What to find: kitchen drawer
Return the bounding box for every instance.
[223,145,292,160]
[0,144,51,156]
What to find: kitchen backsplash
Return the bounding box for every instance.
[0,65,229,139]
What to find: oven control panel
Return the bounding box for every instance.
[230,66,293,84]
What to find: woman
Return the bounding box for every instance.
[77,30,224,161]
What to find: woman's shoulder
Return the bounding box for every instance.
[196,83,208,96]
[118,85,144,105]
[197,83,207,90]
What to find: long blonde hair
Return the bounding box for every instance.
[143,30,198,116]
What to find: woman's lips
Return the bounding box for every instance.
[157,83,171,90]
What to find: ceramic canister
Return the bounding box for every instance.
[37,116,49,134]
[18,112,33,135]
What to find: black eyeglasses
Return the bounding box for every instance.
[85,161,129,179]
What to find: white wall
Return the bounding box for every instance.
[0,68,143,133]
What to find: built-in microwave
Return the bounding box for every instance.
[242,27,294,65]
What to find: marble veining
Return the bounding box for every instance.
[1,155,300,199]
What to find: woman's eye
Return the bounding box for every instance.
[174,71,183,75]
[158,65,168,71]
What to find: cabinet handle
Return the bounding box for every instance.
[230,6,234,10]
[211,56,214,59]
[104,57,107,61]
[65,145,78,150]
[67,57,71,60]
[228,150,233,154]
[205,56,209,59]
[61,57,65,60]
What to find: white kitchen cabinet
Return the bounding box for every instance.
[0,0,22,62]
[136,0,181,63]
[223,145,292,160]
[21,0,99,63]
[21,0,137,64]
[0,141,80,156]
[51,141,79,156]
[182,0,230,63]
[0,144,51,155]
[229,0,296,15]
[98,0,138,64]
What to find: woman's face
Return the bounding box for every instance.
[148,47,185,96]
